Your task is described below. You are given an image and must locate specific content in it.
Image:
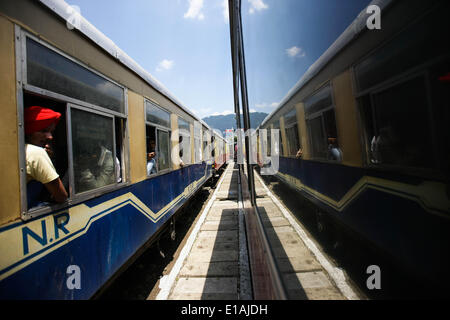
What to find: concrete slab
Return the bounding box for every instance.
[179,261,239,277]
[283,272,345,300]
[171,277,238,295]
[168,292,238,300]
[192,237,238,250]
[197,230,238,242]
[277,256,322,273]
[261,216,291,228]
[200,220,238,231]
[186,249,238,263]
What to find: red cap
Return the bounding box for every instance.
[439,73,450,82]
[24,106,61,135]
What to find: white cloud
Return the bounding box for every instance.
[222,0,229,23]
[211,110,234,116]
[249,108,257,113]
[248,0,268,14]
[184,0,205,20]
[156,59,174,72]
[286,46,306,58]
[255,102,278,109]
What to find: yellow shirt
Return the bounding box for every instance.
[26,144,59,184]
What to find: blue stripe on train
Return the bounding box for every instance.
[0,163,212,299]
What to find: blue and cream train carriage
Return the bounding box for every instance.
[257,0,450,292]
[0,0,228,299]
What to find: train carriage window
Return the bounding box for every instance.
[178,117,191,165]
[283,109,301,157]
[194,122,202,163]
[21,35,128,216]
[145,101,171,175]
[157,130,170,171]
[273,120,283,156]
[26,37,125,114]
[354,9,450,172]
[304,85,341,161]
[202,129,209,162]
[359,76,433,168]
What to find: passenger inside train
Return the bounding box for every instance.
[24,104,68,208]
[74,139,117,193]
[147,139,157,175]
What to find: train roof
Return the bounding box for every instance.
[39,0,211,131]
[260,0,393,128]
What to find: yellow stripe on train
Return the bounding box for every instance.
[276,172,450,216]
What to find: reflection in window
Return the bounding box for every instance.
[273,120,283,156]
[179,118,191,165]
[194,122,202,163]
[157,130,170,171]
[283,109,300,157]
[27,37,124,114]
[146,125,157,175]
[71,108,116,194]
[145,101,170,127]
[305,85,340,161]
[361,76,432,168]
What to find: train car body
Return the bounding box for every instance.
[0,0,216,299]
[257,0,450,291]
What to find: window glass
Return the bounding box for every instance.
[285,124,300,156]
[273,120,283,156]
[307,117,327,159]
[365,76,432,168]
[178,118,190,135]
[194,122,202,163]
[178,117,191,165]
[27,38,124,114]
[145,101,170,128]
[146,126,157,175]
[304,85,340,160]
[157,130,170,171]
[354,11,448,93]
[304,86,333,116]
[71,108,115,194]
[284,109,297,126]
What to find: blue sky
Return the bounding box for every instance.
[66,0,371,119]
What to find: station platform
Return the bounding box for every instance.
[156,162,359,300]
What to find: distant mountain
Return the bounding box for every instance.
[202,112,268,134]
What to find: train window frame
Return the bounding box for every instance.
[16,27,130,220]
[272,120,284,156]
[354,65,441,176]
[282,109,301,158]
[194,121,202,164]
[351,5,450,178]
[178,117,192,166]
[21,31,127,118]
[304,84,342,163]
[144,100,172,177]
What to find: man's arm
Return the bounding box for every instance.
[44,178,68,203]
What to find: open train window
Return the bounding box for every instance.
[354,8,450,175]
[178,117,191,165]
[304,85,341,162]
[145,101,171,175]
[194,121,202,163]
[283,109,300,157]
[202,128,210,162]
[19,32,127,218]
[273,120,283,156]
